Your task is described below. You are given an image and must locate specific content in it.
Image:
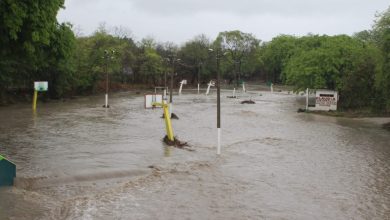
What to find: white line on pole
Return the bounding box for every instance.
[217,128,221,155]
[105,94,108,107]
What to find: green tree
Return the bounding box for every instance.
[260,35,297,83]
[0,0,80,101]
[136,38,164,85]
[215,30,260,85]
[284,35,381,109]
[178,34,211,84]
[372,6,390,111]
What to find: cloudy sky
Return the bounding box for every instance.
[57,0,389,43]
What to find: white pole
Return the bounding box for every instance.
[233,88,236,97]
[217,128,221,155]
[198,83,200,94]
[105,94,108,107]
[179,81,184,95]
[306,88,309,111]
[242,82,246,93]
[271,83,274,93]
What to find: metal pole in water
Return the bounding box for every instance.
[32,90,38,111]
[216,51,221,155]
[163,104,174,141]
[306,88,309,111]
[170,60,174,104]
[209,48,223,155]
[105,94,108,108]
[106,69,109,107]
[233,88,236,98]
[103,49,113,108]
[198,83,200,94]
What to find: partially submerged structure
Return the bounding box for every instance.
[0,154,16,186]
[306,89,339,111]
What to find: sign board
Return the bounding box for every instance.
[34,81,48,92]
[307,89,338,111]
[181,80,187,85]
[144,94,163,109]
[316,95,337,107]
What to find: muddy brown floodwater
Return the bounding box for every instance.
[0,88,389,220]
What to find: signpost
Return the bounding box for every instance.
[33,81,48,111]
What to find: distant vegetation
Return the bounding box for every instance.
[1,1,389,112]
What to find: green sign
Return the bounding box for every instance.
[34,81,48,91]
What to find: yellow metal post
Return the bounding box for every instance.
[163,104,175,141]
[32,90,38,111]
[153,102,175,141]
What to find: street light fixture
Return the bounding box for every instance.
[165,56,180,117]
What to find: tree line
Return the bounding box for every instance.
[1,1,389,112]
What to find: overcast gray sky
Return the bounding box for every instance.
[57,0,389,44]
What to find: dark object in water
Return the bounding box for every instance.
[163,136,194,151]
[383,122,390,131]
[227,96,237,98]
[297,108,306,113]
[102,105,110,108]
[161,113,179,119]
[136,91,141,94]
[241,100,255,104]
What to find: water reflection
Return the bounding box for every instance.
[164,145,172,157]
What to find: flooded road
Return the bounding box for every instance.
[0,89,389,219]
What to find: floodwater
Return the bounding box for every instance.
[0,88,389,220]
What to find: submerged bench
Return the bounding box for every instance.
[0,154,16,186]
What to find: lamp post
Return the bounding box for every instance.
[165,56,180,117]
[198,61,202,94]
[103,49,115,108]
[209,48,225,155]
